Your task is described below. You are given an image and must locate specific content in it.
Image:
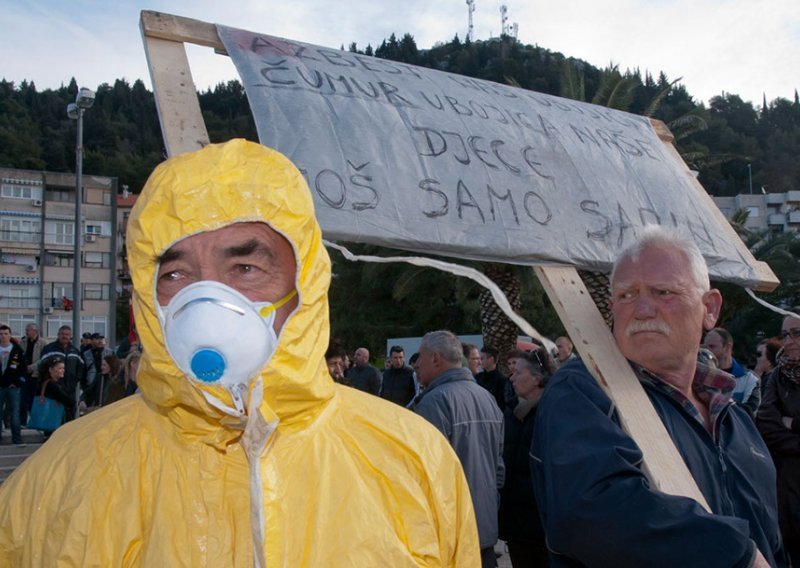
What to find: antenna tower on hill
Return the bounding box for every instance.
[466,0,475,41]
[500,4,519,38]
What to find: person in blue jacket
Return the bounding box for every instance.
[531,226,784,567]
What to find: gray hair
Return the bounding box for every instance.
[420,330,463,364]
[610,225,709,292]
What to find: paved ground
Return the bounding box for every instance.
[0,427,46,484]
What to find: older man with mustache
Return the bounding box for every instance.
[530,226,784,567]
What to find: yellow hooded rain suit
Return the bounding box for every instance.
[0,139,479,566]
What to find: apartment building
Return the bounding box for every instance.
[713,191,800,234]
[0,168,117,342]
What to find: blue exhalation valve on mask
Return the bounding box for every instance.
[191,349,227,383]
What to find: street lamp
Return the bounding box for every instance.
[67,87,95,341]
[747,163,753,195]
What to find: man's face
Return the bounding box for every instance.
[326,356,345,381]
[507,357,519,374]
[58,328,72,346]
[782,316,800,360]
[390,351,405,369]
[156,222,298,335]
[555,338,573,362]
[92,337,104,349]
[25,325,38,341]
[610,245,721,377]
[354,349,368,367]
[480,351,496,372]
[467,347,481,375]
[0,329,10,346]
[415,346,437,386]
[703,331,730,366]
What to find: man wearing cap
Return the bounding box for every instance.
[0,140,479,565]
[80,332,93,354]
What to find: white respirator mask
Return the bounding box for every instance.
[157,280,297,390]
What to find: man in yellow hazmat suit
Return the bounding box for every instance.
[0,139,480,566]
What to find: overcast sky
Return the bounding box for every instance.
[2,0,798,107]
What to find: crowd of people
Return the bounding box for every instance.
[0,323,141,441]
[0,140,796,566]
[324,260,799,567]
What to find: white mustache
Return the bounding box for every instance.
[625,320,671,337]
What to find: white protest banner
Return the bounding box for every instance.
[217,25,759,286]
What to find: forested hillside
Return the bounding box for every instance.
[2,33,799,197]
[2,33,797,357]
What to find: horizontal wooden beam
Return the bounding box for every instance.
[140,10,226,52]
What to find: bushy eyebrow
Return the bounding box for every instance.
[157,248,184,265]
[222,239,277,263]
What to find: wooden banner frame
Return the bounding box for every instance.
[140,10,779,510]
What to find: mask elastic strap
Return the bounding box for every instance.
[258,289,297,317]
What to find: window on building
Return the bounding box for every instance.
[747,206,760,218]
[85,187,111,206]
[45,283,73,308]
[80,316,107,337]
[44,187,73,202]
[83,283,110,300]
[0,217,41,243]
[44,220,74,245]
[7,287,31,308]
[46,316,73,338]
[83,251,110,268]
[85,221,111,237]
[1,183,40,200]
[0,285,38,309]
[5,314,37,337]
[44,251,74,267]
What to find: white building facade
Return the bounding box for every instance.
[713,191,800,234]
[0,168,118,342]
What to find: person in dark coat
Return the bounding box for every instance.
[35,356,73,436]
[380,345,416,406]
[413,330,504,568]
[476,346,509,412]
[531,227,783,567]
[39,325,83,420]
[757,310,800,566]
[0,325,26,444]
[499,348,550,567]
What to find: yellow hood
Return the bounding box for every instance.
[127,139,335,447]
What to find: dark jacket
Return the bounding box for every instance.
[757,365,800,560]
[758,366,800,458]
[475,368,508,412]
[40,341,84,412]
[345,364,381,395]
[531,360,784,567]
[413,367,504,549]
[380,366,416,406]
[499,401,544,545]
[0,344,25,388]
